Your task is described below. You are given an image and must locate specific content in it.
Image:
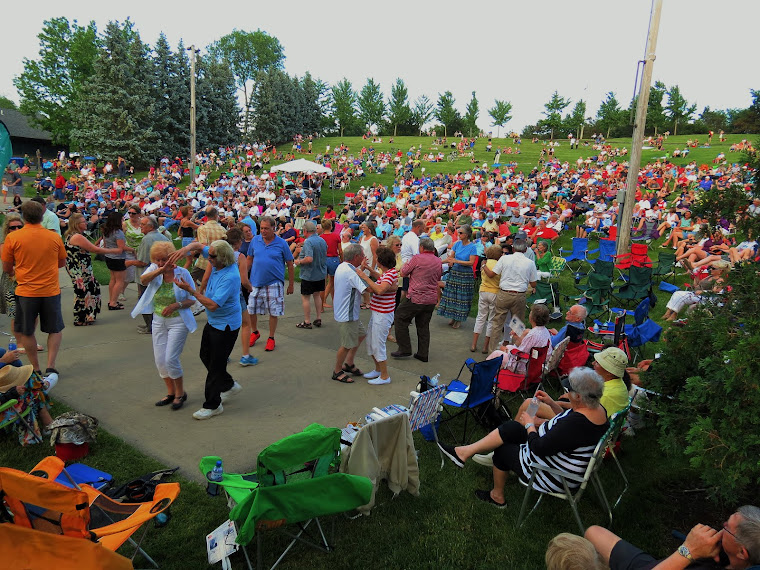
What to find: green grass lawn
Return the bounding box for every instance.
[0,398,732,570]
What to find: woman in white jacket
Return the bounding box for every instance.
[132,241,197,410]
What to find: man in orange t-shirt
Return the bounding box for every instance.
[1,201,66,374]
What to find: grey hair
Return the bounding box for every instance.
[567,367,604,408]
[303,221,317,234]
[210,239,235,268]
[736,505,760,564]
[458,224,473,240]
[259,215,275,228]
[573,304,588,320]
[343,243,363,262]
[512,239,528,253]
[419,237,436,252]
[142,215,158,230]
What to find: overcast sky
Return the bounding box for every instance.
[3,0,758,132]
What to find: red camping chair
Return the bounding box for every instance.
[496,344,549,405]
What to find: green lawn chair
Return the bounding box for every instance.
[0,398,42,444]
[613,266,653,307]
[573,272,612,319]
[199,423,372,570]
[652,252,676,283]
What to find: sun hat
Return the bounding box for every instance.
[593,347,629,378]
[0,365,35,392]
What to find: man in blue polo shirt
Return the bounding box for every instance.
[246,216,295,352]
[173,240,243,420]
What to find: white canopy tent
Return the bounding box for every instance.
[270,158,332,176]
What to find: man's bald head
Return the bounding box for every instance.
[567,304,588,323]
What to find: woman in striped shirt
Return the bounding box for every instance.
[437,367,609,507]
[353,246,399,385]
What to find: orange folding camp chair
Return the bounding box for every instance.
[0,456,179,569]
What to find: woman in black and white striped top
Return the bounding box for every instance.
[437,367,609,507]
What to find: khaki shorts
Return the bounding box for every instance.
[338,319,366,349]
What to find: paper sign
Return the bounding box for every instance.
[206,519,239,564]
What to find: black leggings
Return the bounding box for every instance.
[492,421,528,476]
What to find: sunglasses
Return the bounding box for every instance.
[129,211,139,215]
[8,225,22,231]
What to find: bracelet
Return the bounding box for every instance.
[524,422,535,430]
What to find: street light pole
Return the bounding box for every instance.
[187,45,199,190]
[617,0,662,255]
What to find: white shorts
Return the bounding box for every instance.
[366,311,394,362]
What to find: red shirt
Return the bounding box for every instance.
[320,232,341,257]
[370,268,398,313]
[535,227,558,240]
[401,252,442,306]
[324,210,336,220]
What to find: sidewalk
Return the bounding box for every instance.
[1,270,476,482]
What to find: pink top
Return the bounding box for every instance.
[401,252,442,306]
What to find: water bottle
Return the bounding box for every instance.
[526,397,540,417]
[8,337,16,352]
[430,374,440,387]
[593,322,600,334]
[207,460,223,496]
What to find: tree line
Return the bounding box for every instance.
[10,20,760,168]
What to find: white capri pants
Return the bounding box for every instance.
[473,291,497,336]
[366,310,394,362]
[152,315,190,379]
[666,291,700,314]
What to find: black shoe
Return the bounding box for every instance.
[155,394,174,407]
[391,351,412,359]
[171,393,187,411]
[437,442,465,468]
[413,353,429,363]
[474,489,507,508]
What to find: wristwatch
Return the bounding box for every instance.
[677,544,693,561]
[524,422,535,430]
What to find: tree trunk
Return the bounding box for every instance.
[606,126,611,139]
[340,125,344,137]
[393,124,397,137]
[673,118,678,136]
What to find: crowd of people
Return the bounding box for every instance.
[1,135,759,567]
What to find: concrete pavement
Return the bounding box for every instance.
[1,269,481,482]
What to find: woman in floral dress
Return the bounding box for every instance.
[63,213,121,325]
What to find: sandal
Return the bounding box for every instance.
[452,321,461,329]
[108,303,125,310]
[296,321,313,329]
[360,303,370,310]
[331,370,354,383]
[313,319,322,328]
[342,363,363,376]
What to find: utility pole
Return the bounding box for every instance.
[617,0,662,255]
[187,45,199,191]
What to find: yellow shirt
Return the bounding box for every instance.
[479,259,500,294]
[600,378,629,418]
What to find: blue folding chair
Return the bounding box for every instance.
[560,238,598,273]
[588,239,616,264]
[441,357,501,444]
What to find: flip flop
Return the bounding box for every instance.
[331,370,354,383]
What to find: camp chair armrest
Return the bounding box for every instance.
[87,483,180,540]
[528,462,585,484]
[0,399,19,413]
[509,349,529,359]
[30,456,67,480]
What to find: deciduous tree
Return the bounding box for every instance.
[435,91,461,137]
[665,84,696,136]
[488,100,512,138]
[332,78,358,137]
[356,78,385,132]
[463,91,479,137]
[411,95,434,136]
[387,78,411,137]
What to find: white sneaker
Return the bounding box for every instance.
[193,405,223,420]
[43,373,59,392]
[472,452,494,467]
[363,370,381,379]
[368,377,391,385]
[220,382,242,403]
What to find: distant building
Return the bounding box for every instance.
[0,108,58,160]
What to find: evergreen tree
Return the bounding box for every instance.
[463,91,479,137]
[332,78,358,137]
[196,56,240,148]
[435,91,461,137]
[250,68,290,143]
[644,80,668,135]
[411,95,434,136]
[357,78,385,132]
[729,90,760,134]
[488,100,513,138]
[151,34,189,160]
[538,91,570,139]
[300,72,323,135]
[665,85,696,136]
[314,78,335,135]
[70,21,158,168]
[387,78,412,137]
[595,92,626,138]
[564,99,587,138]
